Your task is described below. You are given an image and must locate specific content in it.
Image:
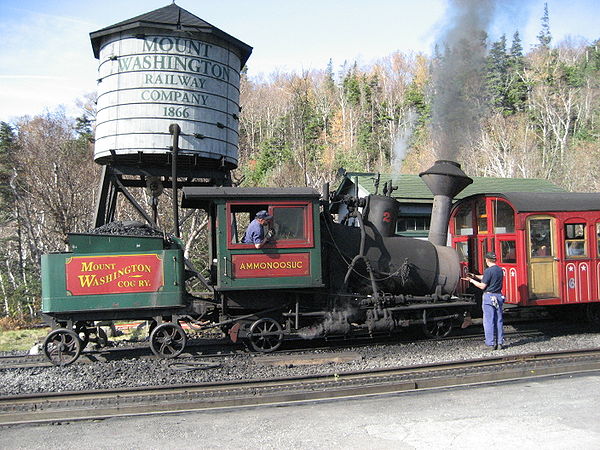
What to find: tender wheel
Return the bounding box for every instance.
[74,322,91,347]
[90,326,108,348]
[149,323,187,358]
[248,318,284,353]
[43,328,82,366]
[422,309,453,339]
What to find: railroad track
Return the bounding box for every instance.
[2,347,600,426]
[0,326,549,370]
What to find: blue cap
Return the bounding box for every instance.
[256,210,273,220]
[485,252,497,261]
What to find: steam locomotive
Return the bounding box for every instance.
[38,5,478,366]
[38,5,600,366]
[40,161,476,365]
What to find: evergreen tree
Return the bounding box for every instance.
[507,31,528,113]
[0,122,16,225]
[486,34,509,112]
[509,31,524,67]
[342,64,361,106]
[536,3,552,49]
[325,59,336,93]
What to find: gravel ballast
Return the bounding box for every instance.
[1,325,599,396]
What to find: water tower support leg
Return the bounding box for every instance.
[93,166,118,227]
[112,176,157,228]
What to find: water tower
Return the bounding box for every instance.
[89,4,252,230]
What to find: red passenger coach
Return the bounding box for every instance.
[450,192,600,321]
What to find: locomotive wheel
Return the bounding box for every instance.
[422,309,453,339]
[248,318,284,353]
[43,328,82,366]
[149,323,187,358]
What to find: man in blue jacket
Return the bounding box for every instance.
[243,210,273,249]
[462,252,505,350]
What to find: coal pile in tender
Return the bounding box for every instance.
[90,221,165,237]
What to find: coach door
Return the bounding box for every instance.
[527,216,560,300]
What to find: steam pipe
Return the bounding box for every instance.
[419,160,473,247]
[170,123,181,238]
[343,211,379,299]
[429,194,453,246]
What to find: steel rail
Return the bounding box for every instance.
[0,328,546,370]
[1,347,600,426]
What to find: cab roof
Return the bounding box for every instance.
[181,187,321,209]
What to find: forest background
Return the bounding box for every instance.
[0,5,598,322]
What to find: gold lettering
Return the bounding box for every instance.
[78,274,98,287]
[81,262,117,272]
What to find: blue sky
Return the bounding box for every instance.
[0,0,598,122]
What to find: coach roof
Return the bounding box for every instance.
[461,192,600,213]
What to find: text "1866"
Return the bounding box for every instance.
[163,107,190,118]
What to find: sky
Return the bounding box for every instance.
[0,0,598,123]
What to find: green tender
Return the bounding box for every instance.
[41,250,185,312]
[68,233,165,253]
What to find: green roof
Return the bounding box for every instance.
[338,172,565,203]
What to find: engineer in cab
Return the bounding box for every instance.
[243,210,274,249]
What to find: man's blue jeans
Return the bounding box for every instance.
[482,293,504,347]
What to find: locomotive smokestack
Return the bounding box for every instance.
[419,160,472,246]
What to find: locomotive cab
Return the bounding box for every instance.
[181,187,324,291]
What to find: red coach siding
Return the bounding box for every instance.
[451,194,600,307]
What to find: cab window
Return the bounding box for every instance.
[230,204,260,245]
[565,223,587,258]
[271,206,306,241]
[228,202,313,249]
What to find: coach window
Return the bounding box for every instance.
[455,241,469,262]
[476,199,488,234]
[597,223,600,256]
[530,218,553,257]
[565,223,587,258]
[454,203,473,236]
[500,240,517,264]
[493,200,515,234]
